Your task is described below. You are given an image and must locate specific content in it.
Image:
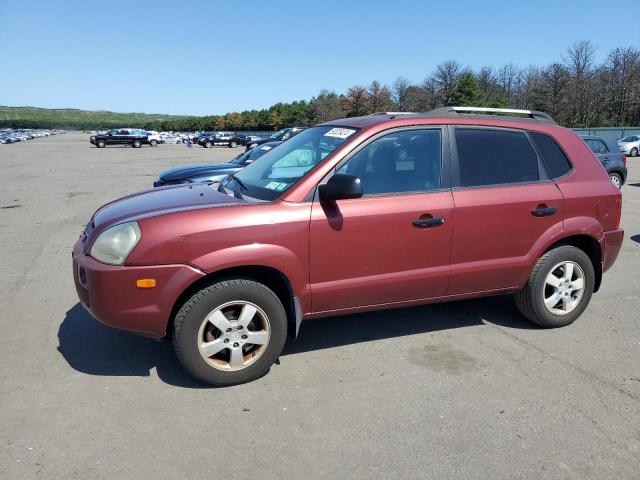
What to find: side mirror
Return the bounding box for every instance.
[319,173,363,203]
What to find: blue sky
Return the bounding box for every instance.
[1,0,638,115]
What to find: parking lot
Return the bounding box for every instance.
[1,133,639,479]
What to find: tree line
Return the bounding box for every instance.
[2,41,639,131]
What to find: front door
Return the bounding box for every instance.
[309,127,454,314]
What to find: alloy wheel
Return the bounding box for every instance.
[197,301,271,371]
[543,261,585,315]
[609,173,621,189]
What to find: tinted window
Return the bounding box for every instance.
[338,129,441,195]
[530,132,573,179]
[455,128,539,187]
[584,138,608,154]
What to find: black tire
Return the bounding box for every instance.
[204,141,212,149]
[515,245,595,328]
[150,139,158,147]
[96,140,106,148]
[609,172,622,189]
[631,147,638,157]
[176,139,182,144]
[173,279,288,386]
[230,141,237,148]
[132,139,142,148]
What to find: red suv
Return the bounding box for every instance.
[72,107,623,386]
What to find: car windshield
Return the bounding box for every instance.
[269,129,288,139]
[225,126,359,200]
[620,135,638,142]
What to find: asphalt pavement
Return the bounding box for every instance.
[1,134,639,479]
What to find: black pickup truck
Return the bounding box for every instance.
[90,128,153,148]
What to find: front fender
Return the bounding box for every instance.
[191,243,310,301]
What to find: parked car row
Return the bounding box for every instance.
[0,128,67,144]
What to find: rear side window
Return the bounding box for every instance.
[455,128,539,187]
[530,132,573,179]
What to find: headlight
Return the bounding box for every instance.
[90,222,141,265]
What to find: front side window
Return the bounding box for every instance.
[226,126,358,200]
[337,129,441,196]
[620,135,639,142]
[455,128,539,187]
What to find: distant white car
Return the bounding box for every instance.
[146,130,161,147]
[618,135,640,157]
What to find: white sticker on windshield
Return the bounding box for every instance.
[323,127,356,139]
[262,146,272,151]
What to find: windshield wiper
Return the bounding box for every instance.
[228,173,248,191]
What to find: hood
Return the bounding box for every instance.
[159,163,239,181]
[91,183,244,232]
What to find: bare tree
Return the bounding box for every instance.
[564,40,597,126]
[310,89,343,123]
[432,61,461,105]
[391,76,412,111]
[367,81,393,113]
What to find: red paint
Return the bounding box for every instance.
[72,115,624,338]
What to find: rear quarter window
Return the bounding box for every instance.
[529,132,573,179]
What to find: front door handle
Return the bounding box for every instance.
[531,206,557,217]
[412,217,445,228]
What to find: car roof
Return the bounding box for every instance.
[321,107,559,132]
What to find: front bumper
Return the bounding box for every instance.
[72,237,205,337]
[602,228,624,273]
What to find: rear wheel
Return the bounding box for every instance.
[132,139,142,148]
[631,147,638,157]
[230,141,237,148]
[515,245,594,328]
[173,279,287,386]
[150,139,158,147]
[609,172,622,189]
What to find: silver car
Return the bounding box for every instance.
[618,135,640,157]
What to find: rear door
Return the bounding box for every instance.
[448,127,564,294]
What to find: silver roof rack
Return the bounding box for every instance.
[425,106,556,124]
[369,112,418,116]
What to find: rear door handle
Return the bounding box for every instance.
[531,206,557,217]
[412,217,445,228]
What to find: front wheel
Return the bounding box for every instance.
[96,139,106,148]
[230,141,237,148]
[132,139,142,148]
[515,245,594,328]
[150,139,158,147]
[204,141,212,148]
[173,279,288,386]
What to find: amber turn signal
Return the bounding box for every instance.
[136,278,156,289]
